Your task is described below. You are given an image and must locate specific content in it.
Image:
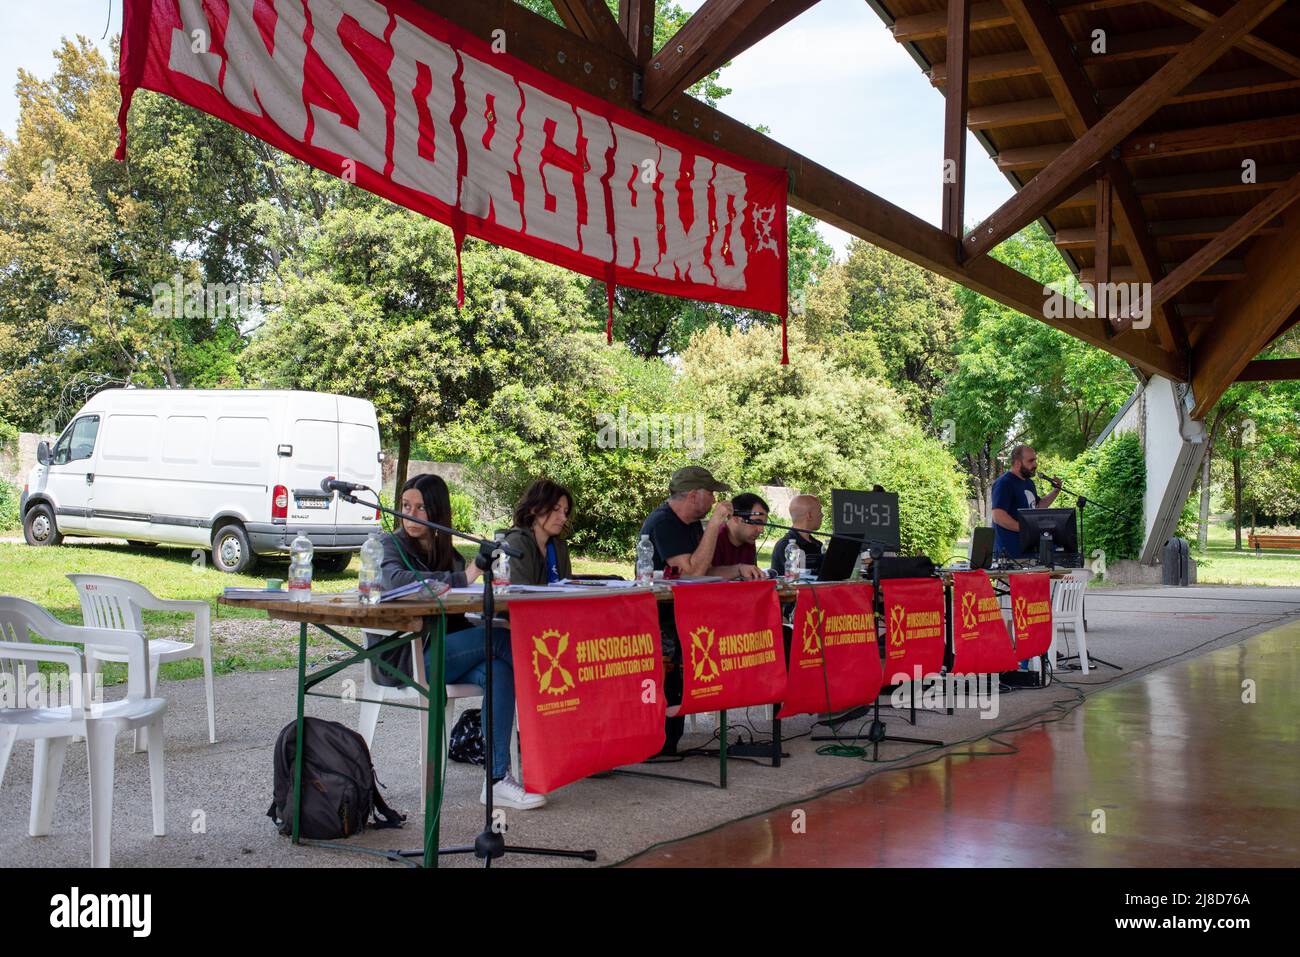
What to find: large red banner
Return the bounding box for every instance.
[1009,572,1054,660]
[117,0,788,322]
[950,571,1018,674]
[672,580,786,716]
[880,578,945,684]
[778,584,882,718]
[507,592,665,793]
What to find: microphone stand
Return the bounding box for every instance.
[338,487,597,867]
[1040,480,1124,672]
[740,517,942,756]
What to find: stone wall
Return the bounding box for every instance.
[0,433,58,489]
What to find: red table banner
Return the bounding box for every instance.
[1009,572,1054,660]
[672,580,786,716]
[778,584,882,718]
[117,0,788,322]
[507,591,665,793]
[950,571,1018,674]
[880,578,945,684]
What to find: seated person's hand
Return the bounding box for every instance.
[709,501,734,526]
[738,564,765,581]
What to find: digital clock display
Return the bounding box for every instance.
[830,489,901,549]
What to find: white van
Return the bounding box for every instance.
[20,389,383,574]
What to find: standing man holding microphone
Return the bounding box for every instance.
[991,444,1062,558]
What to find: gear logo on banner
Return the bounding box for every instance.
[889,604,907,647]
[800,608,825,656]
[689,626,720,682]
[1014,596,1029,637]
[961,591,978,631]
[531,629,575,696]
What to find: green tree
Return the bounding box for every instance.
[242,205,590,491]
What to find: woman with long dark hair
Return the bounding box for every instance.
[380,473,545,810]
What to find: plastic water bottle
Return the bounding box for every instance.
[288,532,314,602]
[784,540,805,582]
[358,532,384,604]
[636,534,655,585]
[492,532,511,595]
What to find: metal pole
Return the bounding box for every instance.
[291,621,307,845]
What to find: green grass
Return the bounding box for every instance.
[1190,519,1300,587]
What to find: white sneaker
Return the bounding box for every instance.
[481,773,547,810]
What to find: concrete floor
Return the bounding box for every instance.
[2,585,1298,868]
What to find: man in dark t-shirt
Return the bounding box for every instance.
[639,465,734,755]
[770,493,824,577]
[711,492,769,578]
[991,444,1062,557]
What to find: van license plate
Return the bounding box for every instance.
[297,496,330,510]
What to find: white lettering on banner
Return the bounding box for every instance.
[576,108,615,262]
[307,0,391,176]
[459,55,524,231]
[389,16,459,204]
[223,0,310,137]
[134,0,785,308]
[710,162,750,290]
[167,0,222,92]
[518,82,581,251]
[656,151,713,283]
[610,122,664,276]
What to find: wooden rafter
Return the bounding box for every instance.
[1237,357,1300,382]
[1118,171,1300,327]
[998,0,1185,353]
[1192,207,1300,416]
[618,0,657,68]
[1094,172,1112,321]
[942,0,971,239]
[640,0,774,113]
[964,0,1287,263]
[1145,0,1300,79]
[551,0,636,61]
[411,0,1183,379]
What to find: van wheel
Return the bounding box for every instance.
[212,523,258,575]
[23,503,63,547]
[314,553,352,574]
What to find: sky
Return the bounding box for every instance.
[0,0,1016,257]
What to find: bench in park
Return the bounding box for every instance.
[1247,534,1300,552]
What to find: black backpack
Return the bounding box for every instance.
[267,717,405,839]
[448,708,485,766]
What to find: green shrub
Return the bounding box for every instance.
[869,434,969,563]
[1042,431,1145,562]
[0,478,20,532]
[0,419,17,452]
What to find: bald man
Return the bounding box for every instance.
[770,494,825,577]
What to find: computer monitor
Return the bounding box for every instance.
[1017,508,1079,566]
[969,527,994,570]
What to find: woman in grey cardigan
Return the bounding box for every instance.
[503,479,574,586]
[380,473,545,811]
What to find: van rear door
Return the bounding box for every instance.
[337,397,383,528]
[280,394,340,529]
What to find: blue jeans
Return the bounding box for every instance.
[427,626,515,780]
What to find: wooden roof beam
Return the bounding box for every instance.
[641,0,801,114]
[1237,357,1300,381]
[1191,206,1300,415]
[964,0,1287,263]
[1145,0,1300,79]
[618,0,657,68]
[551,0,636,61]
[411,0,1183,380]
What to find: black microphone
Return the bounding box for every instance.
[320,476,369,495]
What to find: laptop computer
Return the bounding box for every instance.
[969,526,994,570]
[812,534,862,582]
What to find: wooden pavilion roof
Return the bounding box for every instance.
[426,1,1300,417]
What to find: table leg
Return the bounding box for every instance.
[292,621,307,845]
[424,624,444,869]
[719,710,728,789]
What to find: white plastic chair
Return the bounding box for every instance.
[66,574,215,748]
[359,630,520,805]
[1050,570,1092,673]
[0,596,166,868]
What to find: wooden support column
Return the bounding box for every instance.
[1095,172,1113,323]
[943,0,971,240]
